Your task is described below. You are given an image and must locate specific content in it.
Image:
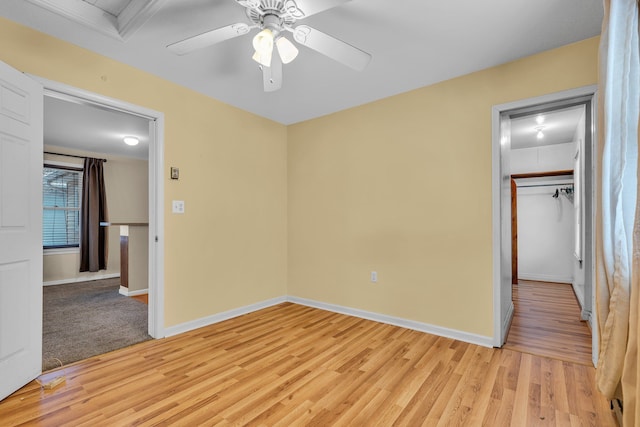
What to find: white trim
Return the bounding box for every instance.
[26,0,120,40]
[491,105,503,346]
[571,281,586,313]
[43,159,82,168]
[517,274,573,283]
[502,301,514,344]
[287,296,494,348]
[148,114,165,339]
[164,297,287,337]
[31,76,162,120]
[25,0,167,41]
[492,85,598,351]
[43,247,79,255]
[30,75,166,339]
[43,273,120,286]
[117,0,168,39]
[119,286,148,297]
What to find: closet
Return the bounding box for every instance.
[512,171,575,284]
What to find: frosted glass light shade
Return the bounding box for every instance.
[276,36,299,64]
[252,29,274,66]
[252,49,273,67]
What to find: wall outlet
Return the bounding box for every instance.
[370,271,377,283]
[172,200,185,214]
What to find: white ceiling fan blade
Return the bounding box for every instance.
[167,23,251,55]
[263,53,282,92]
[235,0,261,10]
[292,25,371,71]
[283,0,351,19]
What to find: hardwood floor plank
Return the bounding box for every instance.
[504,280,593,365]
[0,302,616,426]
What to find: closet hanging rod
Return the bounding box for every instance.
[517,183,573,188]
[44,152,107,162]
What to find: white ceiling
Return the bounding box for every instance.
[44,96,150,159]
[0,0,603,125]
[510,105,586,150]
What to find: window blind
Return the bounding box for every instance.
[43,165,82,248]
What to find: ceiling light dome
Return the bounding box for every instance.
[123,136,139,146]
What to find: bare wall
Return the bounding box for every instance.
[287,37,599,338]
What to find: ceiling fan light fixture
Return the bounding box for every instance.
[252,28,274,67]
[276,36,299,64]
[252,49,273,67]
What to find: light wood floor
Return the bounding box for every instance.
[131,293,148,304]
[1,303,615,426]
[504,281,593,366]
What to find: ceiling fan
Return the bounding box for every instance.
[167,0,372,92]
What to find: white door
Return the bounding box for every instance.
[0,61,43,400]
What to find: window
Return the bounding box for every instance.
[43,165,82,249]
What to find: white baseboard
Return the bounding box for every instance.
[518,273,573,284]
[164,296,288,337]
[119,286,148,297]
[572,282,585,309]
[286,296,494,348]
[43,273,120,286]
[162,295,494,348]
[498,301,515,347]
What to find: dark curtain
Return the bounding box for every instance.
[79,158,109,272]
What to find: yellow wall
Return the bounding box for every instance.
[1,15,599,338]
[287,37,599,337]
[0,17,288,327]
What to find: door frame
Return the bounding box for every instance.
[492,85,598,361]
[31,76,166,339]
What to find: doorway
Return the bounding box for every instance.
[492,86,597,365]
[42,96,152,369]
[34,76,166,340]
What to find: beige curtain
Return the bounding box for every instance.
[626,207,640,424]
[596,1,640,425]
[79,157,109,272]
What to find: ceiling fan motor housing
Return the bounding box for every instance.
[246,0,298,30]
[261,14,284,37]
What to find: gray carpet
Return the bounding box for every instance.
[43,277,151,371]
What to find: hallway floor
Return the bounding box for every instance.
[504,280,593,365]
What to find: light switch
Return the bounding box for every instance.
[172,200,185,214]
